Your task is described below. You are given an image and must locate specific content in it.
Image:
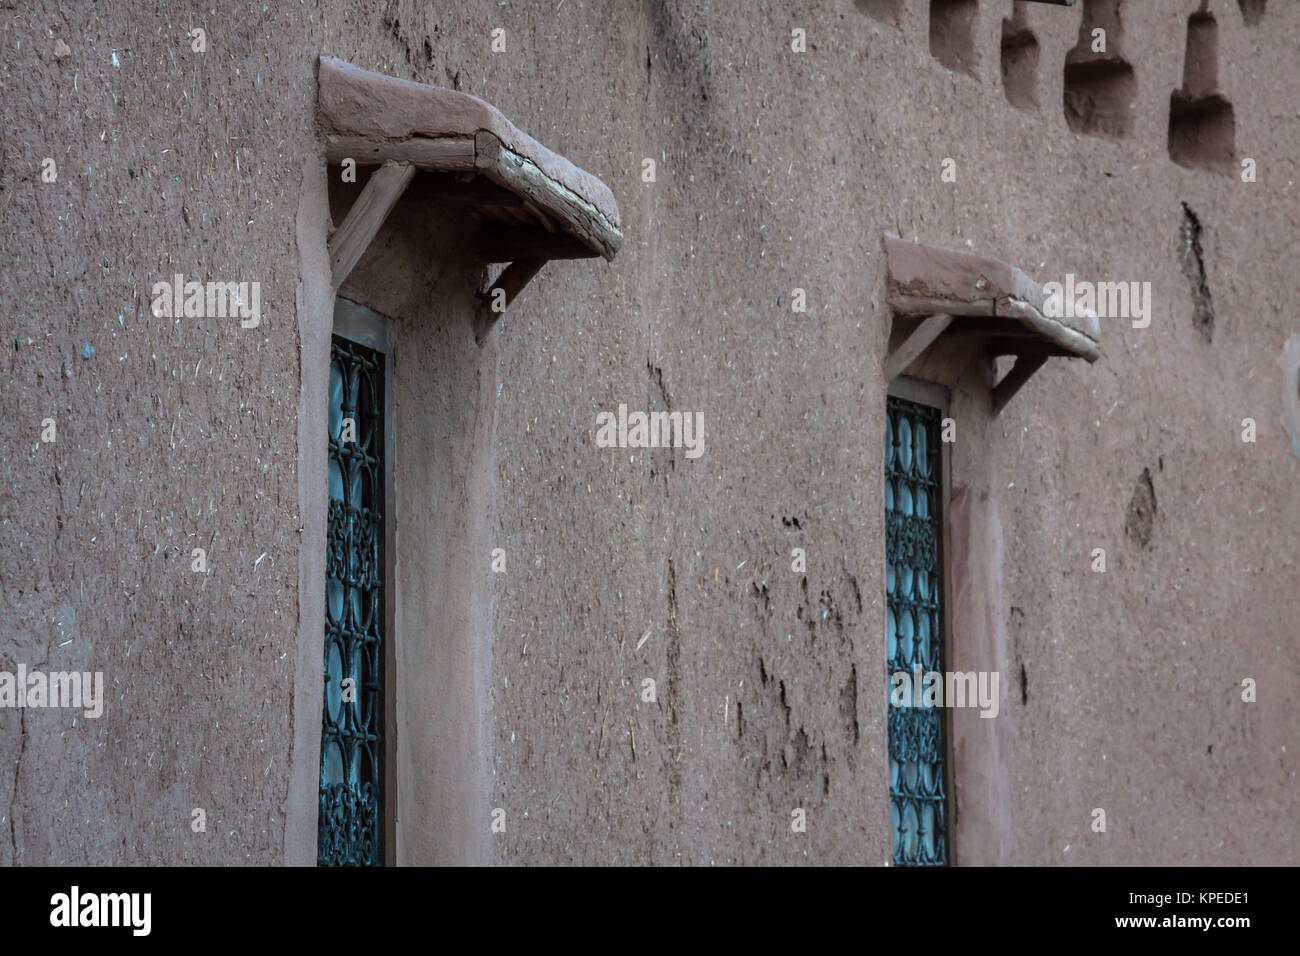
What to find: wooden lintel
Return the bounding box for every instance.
[474,258,548,344]
[329,161,416,287]
[991,354,1050,415]
[325,135,476,172]
[884,313,954,382]
[479,226,595,262]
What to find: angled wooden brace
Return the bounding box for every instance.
[884,313,954,382]
[328,161,416,287]
[991,353,1049,415]
[474,258,548,345]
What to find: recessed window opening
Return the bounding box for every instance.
[318,301,392,867]
[885,390,949,866]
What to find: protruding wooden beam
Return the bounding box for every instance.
[991,353,1049,415]
[329,161,416,287]
[884,313,954,382]
[474,258,547,344]
[475,131,621,261]
[324,135,476,172]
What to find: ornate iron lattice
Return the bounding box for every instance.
[885,395,948,866]
[319,337,385,867]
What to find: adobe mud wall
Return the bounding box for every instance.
[1,0,1297,865]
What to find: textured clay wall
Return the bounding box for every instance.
[1,0,1297,866]
[1,0,321,864]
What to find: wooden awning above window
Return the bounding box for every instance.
[318,56,621,262]
[316,56,621,342]
[882,234,1101,413]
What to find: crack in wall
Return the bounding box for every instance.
[1125,466,1157,548]
[8,708,24,863]
[840,663,860,747]
[647,361,675,484]
[664,557,683,809]
[1180,202,1215,342]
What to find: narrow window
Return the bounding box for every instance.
[885,393,948,866]
[319,311,390,866]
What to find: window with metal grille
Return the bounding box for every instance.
[319,334,386,866]
[885,394,948,866]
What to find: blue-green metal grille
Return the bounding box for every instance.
[319,337,385,867]
[885,395,948,866]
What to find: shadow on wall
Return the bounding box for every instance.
[930,0,979,77]
[855,0,904,27]
[1001,1,1040,111]
[1238,0,1266,27]
[1168,7,1236,175]
[1063,0,1135,140]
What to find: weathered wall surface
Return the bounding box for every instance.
[0,0,324,864]
[1,0,1297,865]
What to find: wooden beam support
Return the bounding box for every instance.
[991,353,1050,415]
[884,313,954,382]
[329,161,416,287]
[474,258,547,344]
